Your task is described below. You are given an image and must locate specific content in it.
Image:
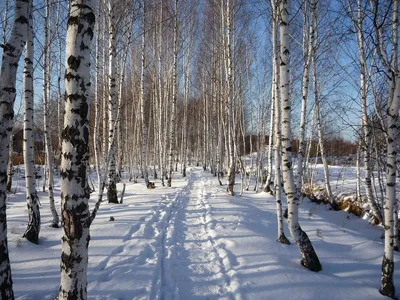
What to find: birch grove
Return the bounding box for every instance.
[0,0,399,298]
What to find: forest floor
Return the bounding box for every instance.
[7,166,399,299]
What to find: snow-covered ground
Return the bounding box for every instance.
[6,166,399,299]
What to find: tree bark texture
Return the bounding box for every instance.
[0,1,30,298]
[107,0,119,203]
[59,1,95,298]
[278,0,321,272]
[22,4,41,244]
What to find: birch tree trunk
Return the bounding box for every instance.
[264,95,274,192]
[43,0,59,228]
[107,0,118,203]
[271,0,289,245]
[59,1,95,298]
[380,0,398,295]
[22,3,41,244]
[0,1,30,297]
[56,0,64,152]
[4,0,12,195]
[140,0,150,187]
[390,0,399,254]
[224,0,236,196]
[296,0,313,197]
[94,6,102,190]
[6,134,13,193]
[380,74,399,299]
[278,0,321,272]
[351,0,384,222]
[1,0,8,45]
[310,0,333,205]
[168,0,178,187]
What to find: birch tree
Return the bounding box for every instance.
[140,0,150,188]
[107,0,119,203]
[380,76,399,298]
[43,0,59,228]
[168,0,178,187]
[22,1,41,244]
[271,0,289,245]
[371,0,399,296]
[223,0,236,196]
[310,0,333,205]
[295,0,313,197]
[59,1,95,298]
[278,0,321,272]
[0,0,30,297]
[346,0,384,222]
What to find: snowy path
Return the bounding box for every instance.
[168,170,242,300]
[7,167,399,299]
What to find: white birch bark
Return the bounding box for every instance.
[390,0,399,253]
[278,0,321,272]
[157,0,165,186]
[380,74,400,299]
[6,133,13,193]
[94,6,101,190]
[0,1,30,297]
[380,0,398,295]
[349,0,384,222]
[356,142,362,200]
[264,94,274,192]
[310,1,333,204]
[271,0,289,245]
[4,0,13,195]
[224,0,236,195]
[43,0,59,228]
[22,3,41,244]
[107,0,118,203]
[56,0,64,151]
[1,0,8,45]
[140,0,150,187]
[168,0,178,187]
[182,16,193,178]
[295,0,313,198]
[59,1,95,298]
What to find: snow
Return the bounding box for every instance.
[6,166,399,299]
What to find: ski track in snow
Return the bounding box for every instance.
[168,170,243,300]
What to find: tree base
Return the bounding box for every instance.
[107,182,119,204]
[167,177,172,187]
[297,229,322,272]
[147,182,156,189]
[226,185,234,196]
[277,234,291,245]
[23,227,39,244]
[263,182,273,194]
[380,254,396,299]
